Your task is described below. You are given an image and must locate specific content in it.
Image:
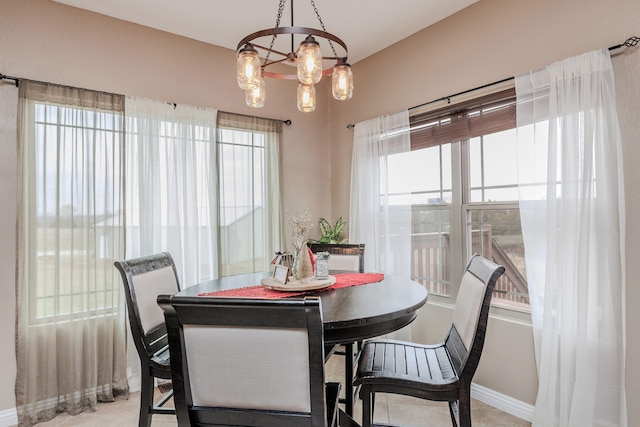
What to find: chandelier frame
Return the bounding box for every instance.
[236,26,349,81]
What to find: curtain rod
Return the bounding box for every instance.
[0,74,292,126]
[345,76,513,130]
[219,110,292,126]
[346,36,639,129]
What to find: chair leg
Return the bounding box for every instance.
[344,342,354,416]
[372,392,376,417]
[458,383,472,427]
[138,373,154,427]
[361,387,373,427]
[448,400,459,427]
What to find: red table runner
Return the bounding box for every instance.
[198,273,384,299]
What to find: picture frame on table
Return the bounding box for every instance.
[273,265,289,284]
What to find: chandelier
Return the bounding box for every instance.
[236,0,353,112]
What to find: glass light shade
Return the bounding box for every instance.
[297,83,316,113]
[236,45,261,90]
[296,36,322,85]
[245,78,265,108]
[332,63,353,100]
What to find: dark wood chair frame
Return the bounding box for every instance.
[158,295,340,427]
[354,255,505,427]
[114,252,179,427]
[309,242,365,416]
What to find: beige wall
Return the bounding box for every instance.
[1,0,639,422]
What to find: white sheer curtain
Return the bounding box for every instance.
[349,110,411,276]
[125,97,219,286]
[16,81,128,426]
[611,44,640,423]
[516,49,627,427]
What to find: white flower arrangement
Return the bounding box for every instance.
[289,208,314,251]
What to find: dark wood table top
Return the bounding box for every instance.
[178,272,428,346]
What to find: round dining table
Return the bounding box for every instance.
[178,272,427,345]
[176,271,428,421]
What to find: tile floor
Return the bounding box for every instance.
[32,354,531,427]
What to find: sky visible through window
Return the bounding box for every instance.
[386,124,549,205]
[218,128,266,227]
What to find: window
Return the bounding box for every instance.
[390,88,529,309]
[27,95,125,321]
[216,112,283,276]
[24,95,283,321]
[467,129,528,307]
[124,103,282,283]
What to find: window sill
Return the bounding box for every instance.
[425,293,532,326]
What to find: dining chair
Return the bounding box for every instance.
[309,242,365,416]
[354,255,505,427]
[308,243,365,273]
[157,295,341,427]
[114,252,180,427]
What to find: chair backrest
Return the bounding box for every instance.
[114,252,181,361]
[158,295,330,427]
[446,255,505,380]
[308,243,365,273]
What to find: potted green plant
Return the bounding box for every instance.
[312,217,347,244]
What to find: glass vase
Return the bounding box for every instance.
[292,241,313,280]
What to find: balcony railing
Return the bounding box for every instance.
[411,226,529,305]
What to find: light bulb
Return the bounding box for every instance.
[236,44,261,90]
[246,77,265,108]
[296,36,322,85]
[297,83,316,113]
[332,62,353,101]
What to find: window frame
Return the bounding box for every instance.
[407,86,530,314]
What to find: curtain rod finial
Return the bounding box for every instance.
[0,73,19,87]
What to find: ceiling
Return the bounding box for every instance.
[51,0,478,64]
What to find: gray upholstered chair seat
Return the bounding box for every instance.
[308,243,365,274]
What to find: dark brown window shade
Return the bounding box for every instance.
[409,87,516,150]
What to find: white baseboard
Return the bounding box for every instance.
[471,382,534,422]
[128,374,141,393]
[0,375,143,427]
[0,407,17,427]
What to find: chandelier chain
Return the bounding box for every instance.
[310,0,338,58]
[265,0,287,64]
